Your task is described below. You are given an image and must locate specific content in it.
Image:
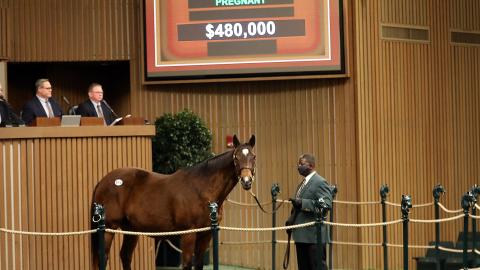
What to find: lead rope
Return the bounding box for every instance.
[283,230,292,269]
[249,190,284,214]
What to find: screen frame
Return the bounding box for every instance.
[141,0,347,84]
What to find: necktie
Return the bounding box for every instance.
[296,178,307,198]
[45,100,54,118]
[96,104,104,118]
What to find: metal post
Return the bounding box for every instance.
[432,184,445,270]
[461,191,476,269]
[380,184,390,270]
[315,197,330,270]
[470,185,480,263]
[209,202,219,270]
[329,185,337,270]
[401,195,412,270]
[271,183,280,270]
[92,203,106,270]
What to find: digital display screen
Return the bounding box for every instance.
[144,0,344,81]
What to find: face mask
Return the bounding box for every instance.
[297,164,310,176]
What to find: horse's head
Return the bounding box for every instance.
[232,134,256,190]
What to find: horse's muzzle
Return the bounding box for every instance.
[240,176,253,190]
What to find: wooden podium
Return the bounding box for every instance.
[0,125,155,270]
[80,116,104,126]
[118,116,145,125]
[30,117,61,127]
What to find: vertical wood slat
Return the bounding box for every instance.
[3,0,132,61]
[355,0,480,268]
[0,129,155,270]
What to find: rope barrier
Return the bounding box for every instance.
[438,202,463,214]
[220,240,271,245]
[220,222,316,232]
[333,200,380,205]
[438,246,472,253]
[470,214,480,219]
[324,219,403,228]
[166,239,183,253]
[0,227,97,236]
[384,201,401,207]
[386,243,434,249]
[331,240,382,247]
[411,202,434,208]
[105,227,210,236]
[476,204,480,211]
[410,214,464,223]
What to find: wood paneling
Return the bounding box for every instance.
[1,0,480,269]
[355,0,480,268]
[0,126,155,270]
[1,0,134,62]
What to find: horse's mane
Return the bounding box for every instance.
[182,148,234,175]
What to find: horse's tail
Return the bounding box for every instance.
[90,184,100,269]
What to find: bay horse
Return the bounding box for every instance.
[91,135,256,270]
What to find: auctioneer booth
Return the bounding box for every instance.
[0,125,156,270]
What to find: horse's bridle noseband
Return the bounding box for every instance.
[233,151,256,182]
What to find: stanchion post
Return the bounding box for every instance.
[329,185,337,270]
[380,184,390,270]
[470,185,480,263]
[401,195,412,270]
[461,191,476,269]
[271,183,280,270]
[209,202,219,270]
[314,197,330,270]
[92,202,106,270]
[432,184,445,270]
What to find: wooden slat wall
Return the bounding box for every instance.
[1,0,480,269]
[0,133,155,270]
[355,0,480,268]
[1,0,133,62]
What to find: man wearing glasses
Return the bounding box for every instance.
[76,83,115,125]
[21,78,63,126]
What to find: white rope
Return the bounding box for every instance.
[412,202,434,208]
[438,202,463,213]
[220,240,271,245]
[410,214,464,223]
[105,227,210,236]
[384,201,401,207]
[386,243,434,249]
[438,246,471,253]
[0,227,97,236]
[324,219,403,228]
[333,200,380,205]
[475,204,480,211]
[331,240,382,247]
[469,214,480,219]
[166,239,183,253]
[220,222,316,232]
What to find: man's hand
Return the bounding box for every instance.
[289,198,302,208]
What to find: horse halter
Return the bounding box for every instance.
[232,146,256,189]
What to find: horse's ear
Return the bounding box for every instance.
[248,135,255,147]
[233,135,241,148]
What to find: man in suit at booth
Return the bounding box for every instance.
[286,153,333,270]
[0,83,24,127]
[21,78,63,126]
[76,83,115,126]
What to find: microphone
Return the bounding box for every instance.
[62,95,71,105]
[102,100,118,118]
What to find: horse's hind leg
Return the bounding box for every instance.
[194,232,212,270]
[181,233,197,270]
[120,234,139,270]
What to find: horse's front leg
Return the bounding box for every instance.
[181,233,197,270]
